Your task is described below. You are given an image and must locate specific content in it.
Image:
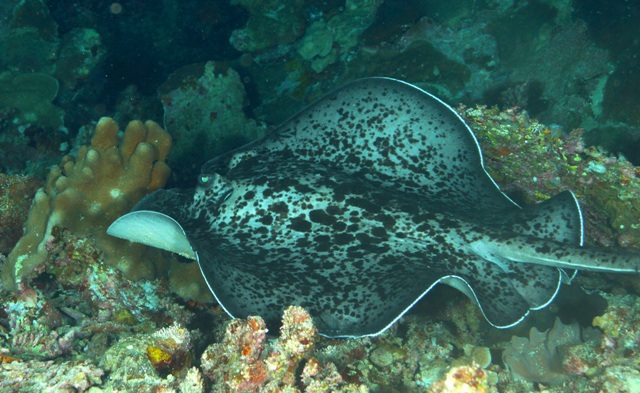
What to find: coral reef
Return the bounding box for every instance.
[0,71,64,129]
[0,174,41,254]
[0,0,111,183]
[1,117,172,291]
[43,227,193,328]
[0,359,103,392]
[0,106,70,176]
[158,61,266,183]
[232,0,626,157]
[230,0,306,52]
[294,0,382,73]
[428,363,491,393]
[4,287,72,359]
[53,28,105,92]
[1,2,640,392]
[0,224,198,392]
[591,292,640,354]
[181,367,206,393]
[498,291,640,392]
[200,306,368,392]
[100,323,198,391]
[0,0,59,74]
[1,228,194,350]
[460,104,640,250]
[1,193,639,393]
[503,20,611,130]
[3,278,640,392]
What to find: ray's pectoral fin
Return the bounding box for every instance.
[458,187,640,328]
[107,210,196,260]
[443,190,585,328]
[445,253,563,328]
[496,190,584,246]
[107,188,197,259]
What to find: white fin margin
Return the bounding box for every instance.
[107,210,196,260]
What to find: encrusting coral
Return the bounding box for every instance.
[459,105,640,250]
[428,363,489,393]
[0,71,64,129]
[200,305,368,392]
[0,174,40,254]
[0,359,104,392]
[1,117,172,291]
[99,322,198,391]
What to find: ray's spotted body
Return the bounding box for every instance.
[108,78,639,337]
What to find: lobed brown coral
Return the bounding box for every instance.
[1,117,173,291]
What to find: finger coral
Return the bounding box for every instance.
[1,117,172,291]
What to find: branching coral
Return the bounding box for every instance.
[1,117,172,291]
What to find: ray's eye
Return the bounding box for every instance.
[199,175,211,185]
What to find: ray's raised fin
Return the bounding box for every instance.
[204,77,520,217]
[107,210,195,260]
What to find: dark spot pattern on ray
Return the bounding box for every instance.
[109,78,640,338]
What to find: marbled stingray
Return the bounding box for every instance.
[108,77,639,338]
